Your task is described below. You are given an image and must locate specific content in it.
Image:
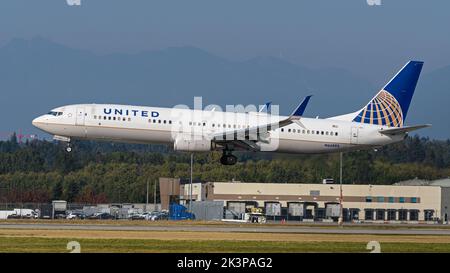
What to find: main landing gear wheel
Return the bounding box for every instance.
[66,144,72,153]
[220,151,237,165]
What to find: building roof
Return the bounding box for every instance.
[393,178,450,187]
[429,178,450,187]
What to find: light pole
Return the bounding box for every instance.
[189,153,193,212]
[146,179,149,212]
[154,179,157,211]
[338,152,344,226]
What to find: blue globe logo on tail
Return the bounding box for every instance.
[353,90,403,127]
[352,61,423,128]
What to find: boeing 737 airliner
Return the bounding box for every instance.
[32,61,430,165]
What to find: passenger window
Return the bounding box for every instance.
[128,118,131,121]
[94,115,97,119]
[113,117,116,121]
[169,120,172,124]
[158,120,161,123]
[288,129,291,132]
[163,120,166,124]
[281,128,284,132]
[212,124,215,127]
[321,131,324,135]
[335,132,338,136]
[302,130,305,134]
[123,117,126,121]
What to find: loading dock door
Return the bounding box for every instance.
[227,202,246,215]
[288,203,304,217]
[265,202,281,216]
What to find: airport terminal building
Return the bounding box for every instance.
[160,178,450,223]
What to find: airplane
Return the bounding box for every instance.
[32,61,430,165]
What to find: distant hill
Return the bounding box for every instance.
[0,37,447,139]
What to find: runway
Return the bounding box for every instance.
[2,222,450,235]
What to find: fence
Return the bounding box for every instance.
[0,202,162,219]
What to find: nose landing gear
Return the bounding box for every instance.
[220,150,237,165]
[66,143,72,153]
[53,135,72,153]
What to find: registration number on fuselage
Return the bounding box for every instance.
[324,143,340,148]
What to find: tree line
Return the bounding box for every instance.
[0,134,449,204]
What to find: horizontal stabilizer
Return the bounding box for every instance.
[379,124,431,135]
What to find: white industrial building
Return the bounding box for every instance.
[160,177,450,223]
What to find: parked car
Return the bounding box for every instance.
[128,213,145,220]
[150,211,169,221]
[13,209,39,219]
[88,212,115,220]
[55,213,67,219]
[66,211,86,220]
[2,209,38,219]
[141,211,159,220]
[6,214,21,219]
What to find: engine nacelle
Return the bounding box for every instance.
[173,135,212,152]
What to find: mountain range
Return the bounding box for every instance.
[0,37,448,139]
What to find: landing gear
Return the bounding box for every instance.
[220,150,237,165]
[66,143,72,153]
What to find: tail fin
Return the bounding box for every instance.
[332,61,424,127]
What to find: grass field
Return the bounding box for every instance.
[1,237,450,253]
[2,219,450,229]
[2,220,450,253]
[1,228,450,252]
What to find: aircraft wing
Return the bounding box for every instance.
[212,96,312,151]
[378,124,431,135]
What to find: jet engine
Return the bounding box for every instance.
[173,135,212,152]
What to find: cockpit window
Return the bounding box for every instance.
[47,111,63,116]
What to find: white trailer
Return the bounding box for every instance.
[0,210,17,219]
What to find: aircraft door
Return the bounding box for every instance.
[75,107,85,126]
[350,127,359,144]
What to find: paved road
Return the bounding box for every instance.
[1,223,450,235]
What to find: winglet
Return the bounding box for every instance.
[290,95,312,117]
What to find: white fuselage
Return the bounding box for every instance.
[32,104,405,154]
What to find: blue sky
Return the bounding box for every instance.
[0,0,449,139]
[1,0,449,86]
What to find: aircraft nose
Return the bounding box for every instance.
[32,116,45,129]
